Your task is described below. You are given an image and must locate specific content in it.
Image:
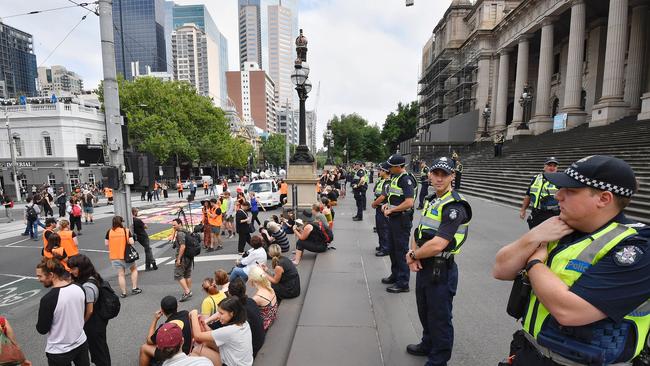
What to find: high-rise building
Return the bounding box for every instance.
[113,0,168,80]
[37,66,84,97]
[172,4,229,106]
[0,23,37,98]
[267,4,294,110]
[226,62,277,133]
[293,109,316,152]
[278,105,297,145]
[164,1,175,78]
[238,0,264,69]
[172,23,221,99]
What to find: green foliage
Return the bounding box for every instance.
[381,101,419,153]
[98,76,251,167]
[325,113,386,163]
[260,133,288,167]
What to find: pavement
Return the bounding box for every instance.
[0,187,526,366]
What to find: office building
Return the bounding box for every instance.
[0,23,37,98]
[267,4,295,109]
[164,1,175,77]
[113,0,168,80]
[294,109,316,153]
[37,66,84,97]
[171,24,219,99]
[226,62,278,133]
[278,107,297,145]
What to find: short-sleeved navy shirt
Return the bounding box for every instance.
[552,213,650,322]
[387,173,416,206]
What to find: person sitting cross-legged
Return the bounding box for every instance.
[229,235,267,282]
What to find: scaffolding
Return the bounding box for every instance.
[418,49,459,128]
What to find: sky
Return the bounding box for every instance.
[2,0,451,147]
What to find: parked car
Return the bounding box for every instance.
[247,179,280,208]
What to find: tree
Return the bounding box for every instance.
[381,101,419,153]
[325,113,387,163]
[260,133,287,168]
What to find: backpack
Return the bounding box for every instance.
[88,278,121,320]
[26,205,38,221]
[182,232,202,258]
[317,221,334,244]
[71,204,82,217]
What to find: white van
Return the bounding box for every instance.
[247,179,281,208]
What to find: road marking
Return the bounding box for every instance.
[0,273,37,280]
[5,237,32,247]
[150,228,174,240]
[0,245,108,253]
[136,256,172,271]
[164,254,240,264]
[0,286,41,307]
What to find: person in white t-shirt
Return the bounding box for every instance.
[189,297,253,366]
[229,235,267,282]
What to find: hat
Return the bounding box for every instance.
[429,157,455,174]
[302,209,313,220]
[543,155,637,198]
[545,157,559,165]
[379,162,390,172]
[156,323,184,348]
[387,154,406,167]
[294,219,304,226]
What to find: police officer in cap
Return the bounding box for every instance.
[352,161,368,221]
[405,156,472,365]
[382,154,417,293]
[494,155,650,366]
[371,162,391,257]
[416,160,430,210]
[520,157,560,229]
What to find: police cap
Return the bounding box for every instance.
[429,157,455,175]
[544,155,637,198]
[545,157,559,165]
[386,154,406,167]
[379,162,390,172]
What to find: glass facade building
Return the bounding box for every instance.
[0,23,37,98]
[113,0,168,80]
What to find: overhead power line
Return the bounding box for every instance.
[39,14,90,67]
[1,2,98,20]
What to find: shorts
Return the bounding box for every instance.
[225,216,234,222]
[83,206,94,214]
[211,226,221,234]
[112,259,135,271]
[173,257,193,280]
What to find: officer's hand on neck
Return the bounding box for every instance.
[526,216,574,245]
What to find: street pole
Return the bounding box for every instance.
[98,0,132,226]
[285,100,290,172]
[4,110,21,202]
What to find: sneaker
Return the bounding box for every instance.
[216,245,223,251]
[179,292,191,302]
[131,288,142,295]
[188,291,193,298]
[206,247,215,252]
[120,293,127,298]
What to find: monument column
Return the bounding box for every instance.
[562,0,587,128]
[494,48,511,132]
[530,18,555,134]
[624,2,647,112]
[510,35,532,136]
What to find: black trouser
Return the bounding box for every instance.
[454,172,462,191]
[252,211,261,225]
[354,190,364,218]
[85,315,110,366]
[178,191,183,198]
[44,203,53,216]
[418,182,429,208]
[70,215,82,232]
[46,341,90,366]
[296,239,327,253]
[58,204,67,217]
[138,236,155,267]
[238,232,251,253]
[387,212,412,288]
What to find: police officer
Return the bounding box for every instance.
[382,154,417,293]
[352,161,368,221]
[405,156,472,365]
[416,160,430,210]
[452,153,463,191]
[371,162,391,257]
[494,155,650,366]
[520,157,560,229]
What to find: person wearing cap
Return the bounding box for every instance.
[371,162,391,257]
[139,295,193,366]
[493,155,650,366]
[382,154,418,293]
[416,160,430,210]
[405,156,472,365]
[519,157,560,229]
[351,161,369,221]
[154,323,212,366]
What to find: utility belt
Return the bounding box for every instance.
[419,252,455,283]
[388,209,414,218]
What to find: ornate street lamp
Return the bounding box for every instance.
[517,84,533,130]
[290,29,314,163]
[481,104,491,137]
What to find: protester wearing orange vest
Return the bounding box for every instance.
[105,215,141,298]
[279,180,288,206]
[58,219,79,257]
[177,180,184,198]
[42,218,58,254]
[42,233,70,271]
[208,198,223,251]
[203,181,209,195]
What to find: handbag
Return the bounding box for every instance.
[0,316,26,365]
[123,228,139,263]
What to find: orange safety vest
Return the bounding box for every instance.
[177,182,183,191]
[42,228,53,250]
[105,188,113,198]
[280,183,288,195]
[108,228,129,260]
[208,207,222,227]
[203,182,208,189]
[59,230,78,257]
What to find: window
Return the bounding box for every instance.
[69,170,80,187]
[43,135,53,156]
[88,172,95,185]
[86,137,91,145]
[553,53,560,75]
[48,173,56,186]
[12,135,22,157]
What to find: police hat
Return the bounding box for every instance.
[386,154,406,167]
[429,157,455,174]
[545,157,559,165]
[378,162,390,172]
[544,155,637,198]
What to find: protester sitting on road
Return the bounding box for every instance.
[189,297,254,366]
[0,315,31,366]
[154,323,212,366]
[261,244,300,301]
[68,254,111,366]
[266,221,290,253]
[201,277,227,317]
[219,278,264,358]
[58,219,79,258]
[248,266,278,330]
[230,235,267,282]
[139,295,192,366]
[292,219,329,265]
[215,269,230,295]
[105,215,141,298]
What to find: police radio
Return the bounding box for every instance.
[506,270,532,319]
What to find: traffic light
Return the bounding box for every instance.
[101,166,120,189]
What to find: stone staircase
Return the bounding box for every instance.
[419,117,650,223]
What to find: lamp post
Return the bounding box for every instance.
[290,29,314,164]
[481,104,491,137]
[517,84,533,130]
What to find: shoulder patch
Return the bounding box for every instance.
[613,245,643,266]
[448,209,458,220]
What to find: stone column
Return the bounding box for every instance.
[510,35,532,136]
[494,48,511,132]
[562,0,587,128]
[624,2,647,112]
[489,55,500,129]
[639,13,650,120]
[475,54,492,139]
[530,18,555,134]
[591,0,629,126]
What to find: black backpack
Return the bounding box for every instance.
[317,222,334,244]
[26,205,38,221]
[88,278,121,320]
[183,232,202,258]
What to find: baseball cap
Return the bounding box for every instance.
[429,157,455,175]
[387,154,406,166]
[543,155,637,198]
[545,157,559,165]
[156,323,183,348]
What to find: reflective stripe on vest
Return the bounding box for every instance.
[522,222,650,361]
[416,190,470,254]
[529,174,558,209]
[387,172,406,209]
[374,178,386,198]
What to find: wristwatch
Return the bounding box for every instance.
[525,259,543,272]
[409,250,417,261]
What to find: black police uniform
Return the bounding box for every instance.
[374,164,391,256]
[352,166,367,220]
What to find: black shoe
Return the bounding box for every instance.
[406,343,429,356]
[375,251,389,257]
[351,216,359,219]
[352,217,362,221]
[375,246,381,251]
[386,285,410,293]
[381,276,396,284]
[152,262,158,270]
[372,227,377,233]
